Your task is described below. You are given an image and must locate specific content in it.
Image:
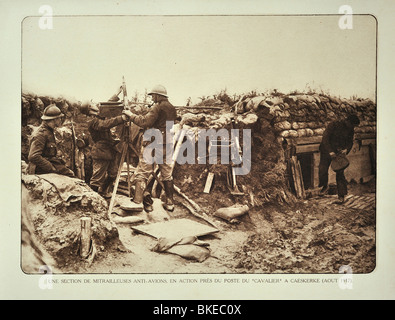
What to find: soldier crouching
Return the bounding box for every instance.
[28,104,75,177]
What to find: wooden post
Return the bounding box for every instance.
[290,156,301,198]
[290,156,306,199]
[297,159,306,199]
[203,172,215,193]
[312,152,320,188]
[80,217,92,258]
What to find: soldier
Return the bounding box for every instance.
[79,102,130,197]
[123,85,177,211]
[318,114,360,204]
[28,104,75,177]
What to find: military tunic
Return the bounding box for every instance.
[88,115,125,190]
[28,122,74,176]
[128,97,177,182]
[319,119,355,197]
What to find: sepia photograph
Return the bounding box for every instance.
[20,13,377,275]
[2,0,394,301]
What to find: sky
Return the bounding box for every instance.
[21,15,377,106]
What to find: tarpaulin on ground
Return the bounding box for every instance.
[22,173,98,204]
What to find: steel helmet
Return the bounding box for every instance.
[148,85,168,97]
[79,101,100,116]
[41,104,63,120]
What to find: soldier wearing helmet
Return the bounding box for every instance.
[79,102,130,197]
[123,84,177,211]
[28,104,75,177]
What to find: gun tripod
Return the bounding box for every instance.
[107,122,140,219]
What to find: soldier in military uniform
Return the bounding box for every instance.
[318,114,360,204]
[79,102,130,197]
[28,104,75,177]
[123,85,177,211]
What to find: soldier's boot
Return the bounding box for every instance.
[128,180,145,211]
[143,192,154,212]
[99,176,115,198]
[333,195,345,205]
[163,180,175,212]
[319,185,329,196]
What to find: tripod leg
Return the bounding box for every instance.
[107,142,128,220]
[126,146,131,197]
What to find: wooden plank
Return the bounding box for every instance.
[352,202,367,210]
[345,195,360,207]
[368,143,376,174]
[203,172,215,194]
[291,156,303,199]
[290,135,375,150]
[361,139,376,146]
[358,203,372,211]
[132,218,219,240]
[354,133,376,140]
[360,175,375,183]
[289,157,299,198]
[292,136,323,145]
[175,105,223,110]
[297,159,306,199]
[312,152,320,188]
[296,144,320,154]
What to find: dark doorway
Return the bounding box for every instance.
[297,153,313,190]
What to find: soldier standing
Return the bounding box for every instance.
[318,114,360,204]
[79,103,130,197]
[122,85,177,211]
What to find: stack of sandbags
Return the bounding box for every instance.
[179,110,259,131]
[179,113,206,127]
[236,93,376,139]
[22,92,80,126]
[22,94,45,126]
[21,92,88,172]
[354,120,376,134]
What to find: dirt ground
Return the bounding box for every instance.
[41,176,375,275]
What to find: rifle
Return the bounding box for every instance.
[70,118,77,174]
[122,76,130,111]
[226,96,244,196]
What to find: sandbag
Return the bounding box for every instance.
[152,236,211,262]
[273,121,291,132]
[245,96,266,112]
[214,204,249,221]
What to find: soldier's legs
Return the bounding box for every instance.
[101,153,121,195]
[134,150,154,183]
[90,159,110,192]
[108,153,120,180]
[336,169,348,198]
[159,161,175,211]
[318,152,331,189]
[52,163,75,177]
[130,146,153,210]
